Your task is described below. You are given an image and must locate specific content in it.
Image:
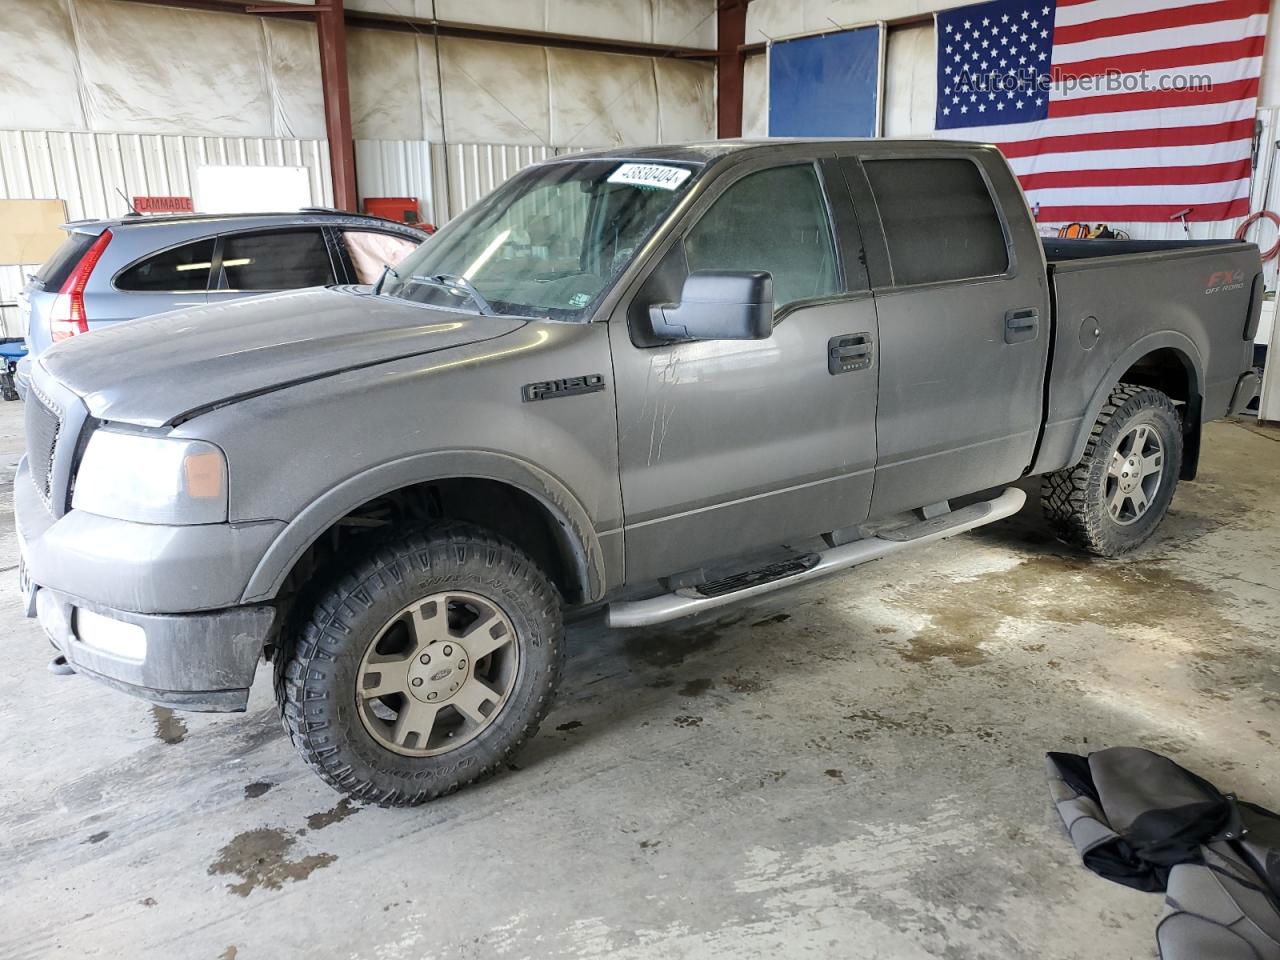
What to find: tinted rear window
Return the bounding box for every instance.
[34,231,97,289]
[116,239,215,292]
[863,158,1009,286]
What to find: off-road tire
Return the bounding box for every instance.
[1041,383,1183,557]
[276,522,563,806]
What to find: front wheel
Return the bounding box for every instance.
[1041,383,1183,557]
[277,522,564,806]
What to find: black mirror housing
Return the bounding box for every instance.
[650,270,774,341]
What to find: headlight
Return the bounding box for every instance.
[72,430,228,524]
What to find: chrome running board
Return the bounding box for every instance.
[606,486,1026,628]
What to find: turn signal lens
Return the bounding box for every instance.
[183,451,224,499]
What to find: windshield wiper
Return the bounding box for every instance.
[374,263,399,295]
[404,273,495,316]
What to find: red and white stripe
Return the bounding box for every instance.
[945,0,1269,222]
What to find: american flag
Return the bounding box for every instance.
[935,0,1269,223]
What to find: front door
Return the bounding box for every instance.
[610,157,880,586]
[844,153,1051,517]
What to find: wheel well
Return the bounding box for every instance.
[268,478,584,659]
[1119,347,1201,480]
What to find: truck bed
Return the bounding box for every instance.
[1033,238,1259,478]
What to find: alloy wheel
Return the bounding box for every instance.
[355,591,520,756]
[1104,422,1164,526]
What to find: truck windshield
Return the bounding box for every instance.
[381,158,700,321]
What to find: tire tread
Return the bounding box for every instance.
[1041,382,1181,556]
[274,521,563,807]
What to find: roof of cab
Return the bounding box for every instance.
[555,138,998,166]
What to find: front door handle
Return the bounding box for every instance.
[829,332,873,374]
[1005,307,1039,344]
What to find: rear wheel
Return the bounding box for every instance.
[277,522,563,806]
[1041,383,1183,557]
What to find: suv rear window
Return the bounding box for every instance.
[116,239,215,292]
[34,232,97,289]
[863,158,1009,286]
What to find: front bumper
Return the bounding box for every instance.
[32,584,275,711]
[15,456,283,712]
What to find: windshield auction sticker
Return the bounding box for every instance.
[607,163,692,191]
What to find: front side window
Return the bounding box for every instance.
[863,158,1009,286]
[382,159,700,320]
[685,164,839,311]
[343,231,421,284]
[217,229,334,291]
[116,239,215,292]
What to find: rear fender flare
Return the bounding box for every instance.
[240,450,606,604]
[1067,331,1204,468]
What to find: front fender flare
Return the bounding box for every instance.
[1066,330,1205,468]
[240,450,607,604]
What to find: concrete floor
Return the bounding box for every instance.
[2,396,1278,960]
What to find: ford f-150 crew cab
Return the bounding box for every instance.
[15,139,1263,805]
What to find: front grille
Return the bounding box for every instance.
[25,383,62,506]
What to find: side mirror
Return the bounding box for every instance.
[649,270,774,341]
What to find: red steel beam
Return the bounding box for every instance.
[717,0,749,139]
[115,0,717,58]
[315,1,358,211]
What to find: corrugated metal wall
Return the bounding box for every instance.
[0,129,332,335]
[0,129,332,222]
[354,140,562,228]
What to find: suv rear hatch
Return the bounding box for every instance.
[23,224,111,356]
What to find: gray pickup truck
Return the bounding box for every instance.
[15,139,1262,805]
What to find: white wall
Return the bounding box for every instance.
[0,0,716,147]
[882,23,936,137]
[744,0,969,44]
[345,30,714,147]
[346,0,717,48]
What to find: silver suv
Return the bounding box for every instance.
[16,210,428,397]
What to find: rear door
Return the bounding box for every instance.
[843,151,1050,516]
[611,154,880,585]
[206,226,338,303]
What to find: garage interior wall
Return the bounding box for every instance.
[744,0,1280,286]
[0,0,717,335]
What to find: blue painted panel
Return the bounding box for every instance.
[768,26,882,138]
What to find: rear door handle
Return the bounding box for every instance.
[1005,307,1039,344]
[829,332,873,374]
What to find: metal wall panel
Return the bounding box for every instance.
[0,129,332,223]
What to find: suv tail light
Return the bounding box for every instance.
[49,229,112,342]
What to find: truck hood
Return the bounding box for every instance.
[40,287,526,427]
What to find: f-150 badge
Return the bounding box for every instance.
[522,374,606,402]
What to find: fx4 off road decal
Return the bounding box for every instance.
[1205,269,1245,294]
[522,374,606,402]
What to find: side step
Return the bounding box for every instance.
[607,486,1026,628]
